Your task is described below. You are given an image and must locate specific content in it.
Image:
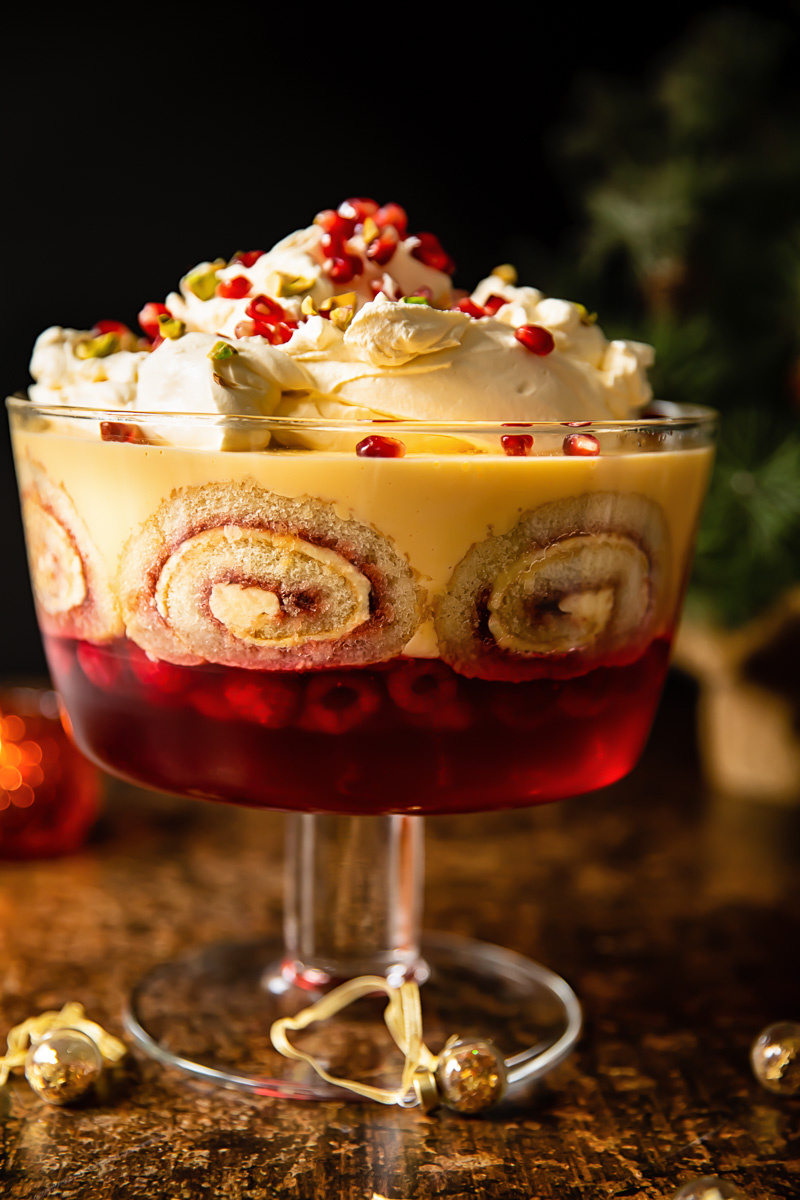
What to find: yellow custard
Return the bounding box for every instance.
[12,426,713,659]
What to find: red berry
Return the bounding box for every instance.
[411,231,456,274]
[301,674,382,734]
[138,302,170,340]
[515,324,555,355]
[366,229,399,266]
[483,294,508,316]
[128,644,187,696]
[315,209,356,239]
[452,298,485,319]
[76,642,122,690]
[231,250,264,268]
[339,197,379,223]
[217,275,251,299]
[386,659,459,715]
[375,202,408,237]
[563,432,600,456]
[501,434,534,456]
[224,676,299,728]
[356,435,407,458]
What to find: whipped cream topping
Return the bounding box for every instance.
[27,204,655,434]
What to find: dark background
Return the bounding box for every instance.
[3,3,798,676]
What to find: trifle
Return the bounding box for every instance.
[8,198,716,1104]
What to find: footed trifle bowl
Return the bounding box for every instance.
[7,199,717,1111]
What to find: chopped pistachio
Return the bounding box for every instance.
[276,272,315,297]
[361,216,380,245]
[319,292,357,314]
[401,296,430,305]
[74,332,120,359]
[157,313,186,339]
[575,303,598,326]
[301,295,319,317]
[329,304,355,332]
[208,340,238,362]
[185,259,226,301]
[492,263,517,286]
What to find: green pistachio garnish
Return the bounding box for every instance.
[157,313,186,339]
[319,292,357,314]
[208,340,237,362]
[361,216,380,245]
[329,304,355,332]
[576,303,598,326]
[185,259,226,301]
[301,295,318,317]
[75,332,120,359]
[492,263,517,285]
[276,272,315,298]
[401,296,430,306]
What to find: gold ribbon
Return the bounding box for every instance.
[270,976,443,1108]
[0,1002,127,1086]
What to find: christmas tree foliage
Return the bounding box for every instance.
[550,9,800,627]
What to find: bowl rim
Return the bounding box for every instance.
[6,395,719,436]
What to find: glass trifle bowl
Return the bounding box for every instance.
[7,202,717,1109]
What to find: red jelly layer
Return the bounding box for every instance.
[43,635,673,816]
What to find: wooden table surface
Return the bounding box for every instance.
[1,675,798,1200]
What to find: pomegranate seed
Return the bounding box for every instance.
[562,420,592,427]
[411,231,456,274]
[76,642,122,690]
[92,319,131,336]
[234,320,256,338]
[375,202,408,237]
[563,432,600,456]
[217,275,251,299]
[339,197,379,223]
[515,324,555,355]
[356,435,407,458]
[100,421,150,445]
[501,434,534,456]
[452,298,485,319]
[483,294,508,316]
[315,209,356,239]
[261,323,295,346]
[366,230,399,266]
[232,250,264,268]
[326,255,363,283]
[138,302,170,340]
[246,294,285,324]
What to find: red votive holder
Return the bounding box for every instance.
[0,686,100,860]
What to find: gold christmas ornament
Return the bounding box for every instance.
[0,1002,127,1105]
[671,1177,749,1200]
[25,1029,103,1105]
[270,977,508,1114]
[435,1037,508,1113]
[750,1020,800,1095]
